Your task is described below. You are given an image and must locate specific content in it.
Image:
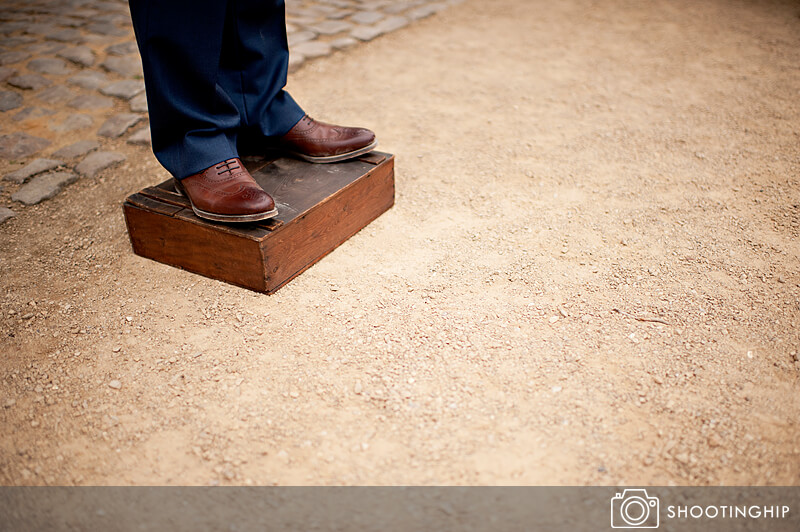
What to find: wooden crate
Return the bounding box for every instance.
[123,152,394,293]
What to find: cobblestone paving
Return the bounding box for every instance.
[0,0,463,223]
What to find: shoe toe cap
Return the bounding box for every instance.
[243,187,275,213]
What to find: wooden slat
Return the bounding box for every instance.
[242,155,280,174]
[125,194,183,217]
[252,218,284,231]
[140,186,190,209]
[172,209,271,241]
[357,151,388,165]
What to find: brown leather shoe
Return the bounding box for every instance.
[278,115,377,163]
[174,158,278,223]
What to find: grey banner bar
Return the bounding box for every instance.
[1,487,798,531]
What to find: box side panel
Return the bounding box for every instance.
[262,157,395,293]
[123,204,267,292]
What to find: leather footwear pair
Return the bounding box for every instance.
[177,116,377,222]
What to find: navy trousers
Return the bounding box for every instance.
[128,0,305,179]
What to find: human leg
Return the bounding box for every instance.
[128,0,242,179]
[129,0,279,221]
[218,0,377,162]
[217,0,305,142]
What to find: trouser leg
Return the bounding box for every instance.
[219,0,305,145]
[128,0,303,179]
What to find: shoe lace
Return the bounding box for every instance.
[215,159,241,176]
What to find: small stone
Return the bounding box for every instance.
[76,151,126,178]
[675,452,690,465]
[327,10,353,21]
[49,113,94,132]
[26,42,65,55]
[291,41,332,59]
[287,31,317,47]
[129,93,147,113]
[0,132,50,159]
[354,380,363,394]
[12,107,56,122]
[67,71,110,90]
[30,420,40,428]
[0,51,31,66]
[0,207,16,225]
[351,25,385,41]
[52,139,100,159]
[57,46,95,67]
[0,67,17,82]
[708,434,722,448]
[309,20,353,35]
[7,74,51,90]
[289,390,299,398]
[548,316,559,324]
[106,41,138,56]
[98,113,144,138]
[5,158,63,184]
[100,80,145,100]
[108,380,122,390]
[777,275,786,284]
[24,23,58,37]
[112,346,122,353]
[3,398,15,408]
[551,385,562,393]
[87,22,128,37]
[376,16,409,33]
[35,85,75,104]
[47,28,85,43]
[0,90,23,111]
[27,58,72,75]
[0,37,35,47]
[127,127,151,146]
[408,6,437,20]
[101,55,143,77]
[384,3,411,14]
[68,94,113,110]
[59,16,86,28]
[288,53,305,73]
[331,37,358,50]
[351,11,384,25]
[12,171,78,205]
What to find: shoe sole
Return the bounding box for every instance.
[287,140,378,164]
[174,179,279,223]
[190,205,278,223]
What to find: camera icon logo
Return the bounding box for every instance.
[610,489,660,528]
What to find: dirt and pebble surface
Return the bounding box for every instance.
[1,0,799,486]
